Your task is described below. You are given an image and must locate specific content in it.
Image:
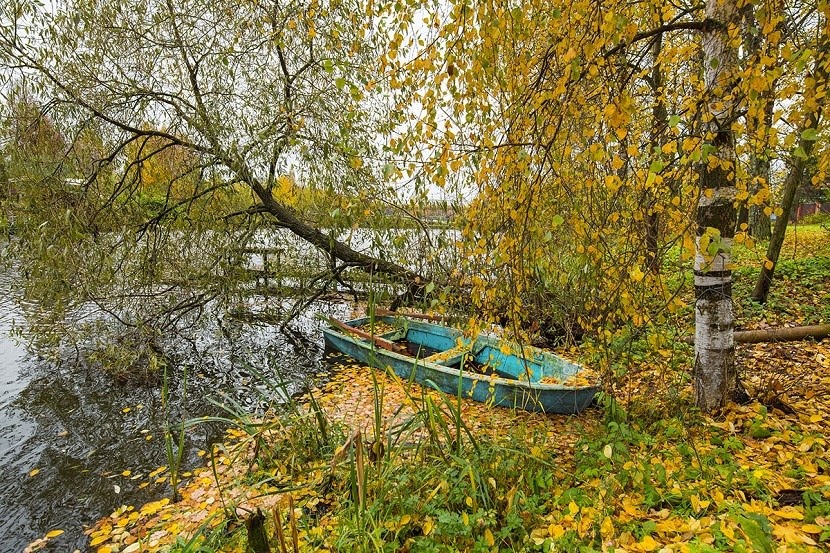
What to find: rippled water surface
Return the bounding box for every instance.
[0,268,349,551]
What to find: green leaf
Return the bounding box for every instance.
[425,281,435,294]
[668,115,681,128]
[335,77,346,90]
[729,514,773,553]
[701,143,716,162]
[649,160,664,173]
[801,128,819,141]
[322,59,334,73]
[551,214,564,226]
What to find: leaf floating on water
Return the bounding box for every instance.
[28,468,40,477]
[113,484,121,494]
[44,530,63,538]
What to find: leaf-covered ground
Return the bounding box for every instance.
[28,226,830,552]
[67,341,830,553]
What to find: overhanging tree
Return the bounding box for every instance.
[1,0,426,281]
[0,0,442,358]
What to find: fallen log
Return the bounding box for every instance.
[684,324,830,345]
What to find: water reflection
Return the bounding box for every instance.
[0,268,352,551]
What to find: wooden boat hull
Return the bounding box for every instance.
[322,316,598,414]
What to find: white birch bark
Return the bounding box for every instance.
[694,0,739,411]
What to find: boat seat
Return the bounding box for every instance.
[422,345,471,366]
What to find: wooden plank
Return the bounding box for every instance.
[327,317,409,355]
[375,308,448,323]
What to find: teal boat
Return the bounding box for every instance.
[322,315,599,414]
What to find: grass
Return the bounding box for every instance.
[81,343,830,552]
[74,223,830,553]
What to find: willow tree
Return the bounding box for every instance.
[0,0,433,360]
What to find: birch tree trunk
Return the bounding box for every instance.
[694,0,740,411]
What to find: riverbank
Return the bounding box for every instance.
[63,333,830,552]
[17,225,830,552]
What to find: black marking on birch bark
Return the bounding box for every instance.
[698,346,735,354]
[703,322,734,332]
[696,202,737,238]
[694,270,732,278]
[695,282,732,300]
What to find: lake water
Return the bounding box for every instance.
[0,268,352,551]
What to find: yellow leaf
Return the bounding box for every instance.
[764,260,774,270]
[690,494,710,512]
[484,528,495,546]
[773,524,815,544]
[622,496,641,516]
[600,516,614,538]
[569,500,579,515]
[548,524,565,538]
[45,529,64,538]
[122,407,131,413]
[89,535,108,546]
[28,468,40,477]
[423,517,434,536]
[774,507,804,520]
[636,534,659,551]
[629,266,644,283]
[121,470,131,477]
[801,524,823,534]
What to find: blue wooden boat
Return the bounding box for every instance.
[322,315,599,414]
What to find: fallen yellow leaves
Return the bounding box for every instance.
[22,529,65,552]
[77,334,830,552]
